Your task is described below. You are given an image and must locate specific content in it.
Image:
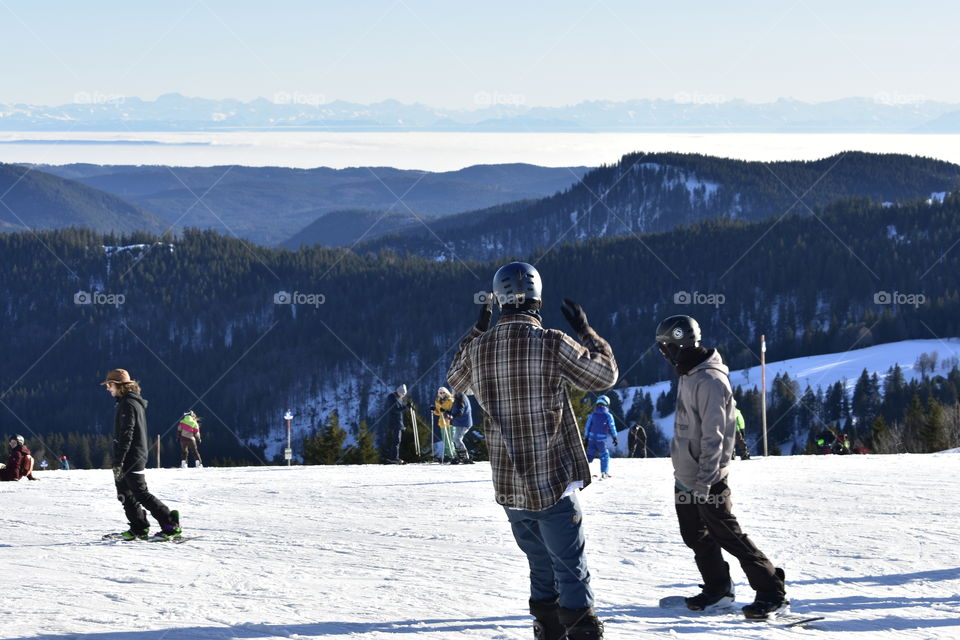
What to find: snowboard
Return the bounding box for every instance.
[659,595,824,628]
[101,533,196,544]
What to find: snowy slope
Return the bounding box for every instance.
[615,338,960,450]
[3,455,960,639]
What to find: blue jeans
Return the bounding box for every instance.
[504,493,594,610]
[586,441,610,474]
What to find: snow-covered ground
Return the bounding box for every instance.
[4,455,960,639]
[616,338,960,448]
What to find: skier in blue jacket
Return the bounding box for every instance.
[584,395,618,478]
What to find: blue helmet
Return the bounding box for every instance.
[492,262,542,308]
[596,395,610,406]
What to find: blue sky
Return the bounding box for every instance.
[1,0,957,107]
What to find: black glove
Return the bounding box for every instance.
[476,294,494,332]
[613,438,619,447]
[583,437,589,449]
[560,299,589,335]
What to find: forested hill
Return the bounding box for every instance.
[357,152,960,260]
[0,163,166,234]
[35,163,591,246]
[1,192,958,463]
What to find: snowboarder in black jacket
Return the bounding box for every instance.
[628,422,647,458]
[103,369,181,541]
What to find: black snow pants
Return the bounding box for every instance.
[674,481,783,595]
[116,471,172,532]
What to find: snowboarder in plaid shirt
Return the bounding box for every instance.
[448,262,618,640]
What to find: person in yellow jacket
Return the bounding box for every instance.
[433,387,456,461]
[178,411,203,468]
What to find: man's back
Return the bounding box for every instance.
[449,314,617,511]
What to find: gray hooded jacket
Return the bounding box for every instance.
[670,350,737,494]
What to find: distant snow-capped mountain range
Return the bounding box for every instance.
[2,93,960,132]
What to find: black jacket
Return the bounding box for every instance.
[113,393,149,472]
[385,392,407,432]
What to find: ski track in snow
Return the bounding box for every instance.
[3,456,960,639]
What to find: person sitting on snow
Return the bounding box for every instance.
[584,395,618,478]
[0,435,37,481]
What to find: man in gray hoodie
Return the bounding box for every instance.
[656,315,786,619]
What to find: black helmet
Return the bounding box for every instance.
[492,262,542,307]
[656,315,701,349]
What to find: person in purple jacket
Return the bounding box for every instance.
[583,396,618,479]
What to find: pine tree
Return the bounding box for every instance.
[343,420,379,465]
[903,394,925,451]
[870,415,892,454]
[303,410,347,465]
[568,388,593,434]
[921,398,948,453]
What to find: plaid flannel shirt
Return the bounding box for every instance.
[447,314,618,511]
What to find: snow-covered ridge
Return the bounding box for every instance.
[615,338,960,450]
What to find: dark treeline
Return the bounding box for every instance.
[1,192,959,463]
[732,357,960,455]
[358,151,960,260]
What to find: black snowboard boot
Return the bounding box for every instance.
[559,606,603,640]
[529,598,563,640]
[743,568,788,619]
[685,579,735,611]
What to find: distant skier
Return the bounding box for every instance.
[832,433,850,455]
[734,408,751,460]
[628,422,647,458]
[102,369,181,541]
[383,384,408,464]
[448,261,618,640]
[433,387,456,462]
[0,435,37,481]
[178,410,203,468]
[584,396,618,478]
[656,316,787,619]
[40,459,49,471]
[449,391,475,464]
[60,455,70,470]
